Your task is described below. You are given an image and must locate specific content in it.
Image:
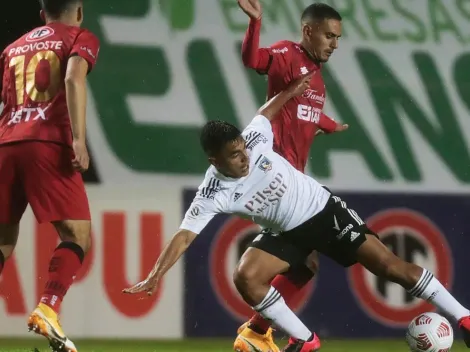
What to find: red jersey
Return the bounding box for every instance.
[242,18,337,172]
[0,23,100,147]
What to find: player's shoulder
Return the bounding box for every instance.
[76,28,100,43]
[269,40,295,49]
[59,25,100,49]
[195,167,223,201]
[242,116,273,155]
[243,115,272,135]
[269,40,302,54]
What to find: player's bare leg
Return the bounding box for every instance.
[236,251,320,352]
[356,234,470,347]
[0,223,20,275]
[233,248,319,352]
[29,219,91,352]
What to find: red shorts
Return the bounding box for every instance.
[0,141,91,224]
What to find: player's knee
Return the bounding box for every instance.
[233,261,268,305]
[233,262,260,293]
[52,220,92,254]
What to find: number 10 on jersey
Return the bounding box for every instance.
[9,50,61,105]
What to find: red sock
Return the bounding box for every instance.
[40,242,84,313]
[249,274,302,333]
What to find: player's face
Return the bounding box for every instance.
[211,137,250,178]
[304,19,342,62]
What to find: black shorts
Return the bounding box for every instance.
[249,194,378,267]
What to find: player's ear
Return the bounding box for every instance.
[207,156,217,167]
[301,23,311,39]
[77,5,83,23]
[40,10,46,23]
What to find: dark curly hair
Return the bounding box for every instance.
[200,120,241,156]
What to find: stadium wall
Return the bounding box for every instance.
[0,187,468,338]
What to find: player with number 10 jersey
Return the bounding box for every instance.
[0,0,99,351]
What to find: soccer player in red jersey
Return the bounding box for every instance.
[234,1,348,351]
[0,0,99,351]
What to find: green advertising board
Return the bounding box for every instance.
[83,0,470,192]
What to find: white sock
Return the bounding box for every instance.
[408,269,469,322]
[253,286,311,341]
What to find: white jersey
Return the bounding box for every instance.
[180,115,331,235]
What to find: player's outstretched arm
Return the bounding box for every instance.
[65,56,90,172]
[123,229,197,296]
[238,0,271,71]
[258,72,313,121]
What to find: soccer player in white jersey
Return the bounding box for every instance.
[123,73,470,352]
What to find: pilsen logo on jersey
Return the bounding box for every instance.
[26,27,55,42]
[245,131,268,151]
[244,173,287,213]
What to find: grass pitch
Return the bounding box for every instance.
[0,338,468,352]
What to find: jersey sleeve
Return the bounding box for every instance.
[179,195,218,235]
[263,41,291,76]
[70,30,100,73]
[242,115,274,153]
[318,112,338,133]
[241,19,290,76]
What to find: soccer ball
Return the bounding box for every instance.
[406,312,453,352]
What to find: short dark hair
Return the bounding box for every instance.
[39,0,82,18]
[301,3,342,23]
[200,120,241,156]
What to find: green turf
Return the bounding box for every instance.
[0,339,467,352]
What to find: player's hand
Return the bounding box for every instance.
[334,123,349,132]
[237,0,262,20]
[72,139,89,173]
[122,276,159,296]
[315,123,349,136]
[288,72,313,97]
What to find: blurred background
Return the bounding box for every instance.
[1,0,470,351]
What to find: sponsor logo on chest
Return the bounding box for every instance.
[244,173,287,214]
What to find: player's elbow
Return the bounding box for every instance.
[64,74,85,88]
[240,49,259,69]
[256,108,271,121]
[65,56,89,87]
[241,55,256,69]
[174,229,197,248]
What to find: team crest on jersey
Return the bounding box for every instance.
[26,27,55,42]
[258,157,272,173]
